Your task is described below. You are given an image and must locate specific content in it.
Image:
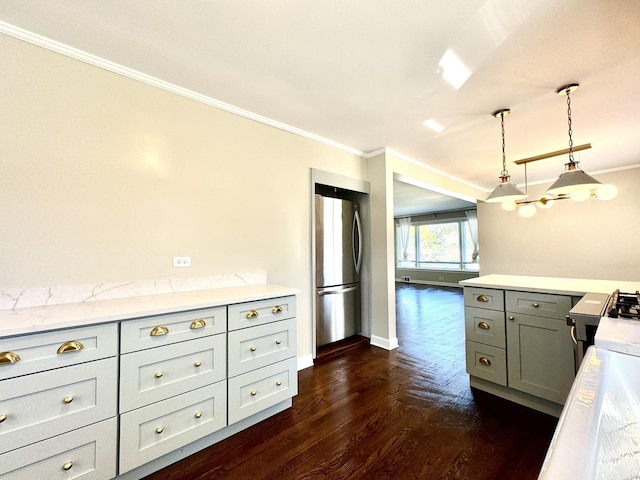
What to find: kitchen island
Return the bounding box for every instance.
[459,274,640,417]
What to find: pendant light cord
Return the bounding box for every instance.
[500,111,508,176]
[566,87,574,163]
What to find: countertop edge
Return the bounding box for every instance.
[0,284,299,338]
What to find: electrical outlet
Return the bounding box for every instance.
[403,276,411,282]
[172,256,191,268]
[439,276,445,281]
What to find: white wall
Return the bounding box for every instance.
[478,168,640,281]
[0,34,367,361]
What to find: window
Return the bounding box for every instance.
[396,218,478,271]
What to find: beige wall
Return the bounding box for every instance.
[478,168,640,281]
[0,35,367,360]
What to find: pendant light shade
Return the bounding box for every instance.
[485,109,527,203]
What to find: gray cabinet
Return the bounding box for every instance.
[464,287,576,416]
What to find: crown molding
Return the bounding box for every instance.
[0,21,364,157]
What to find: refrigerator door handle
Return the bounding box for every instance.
[353,209,363,274]
[318,285,358,296]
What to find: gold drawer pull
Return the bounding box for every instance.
[250,346,257,352]
[509,316,515,321]
[246,310,259,319]
[272,305,283,314]
[155,426,164,434]
[155,371,163,379]
[150,325,169,336]
[195,411,202,419]
[478,322,490,330]
[190,319,206,329]
[276,381,282,386]
[275,339,282,345]
[0,351,20,365]
[0,413,7,423]
[476,295,489,303]
[532,303,540,308]
[194,361,202,368]
[250,390,257,396]
[63,395,74,404]
[479,357,492,366]
[62,461,73,471]
[57,341,84,354]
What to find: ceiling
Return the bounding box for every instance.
[1,1,640,216]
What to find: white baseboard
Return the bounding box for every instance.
[370,335,399,350]
[297,354,314,371]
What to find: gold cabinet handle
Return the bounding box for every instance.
[479,357,492,366]
[532,303,540,308]
[509,316,515,321]
[250,346,257,352]
[276,381,282,386]
[195,411,202,419]
[0,413,7,423]
[275,339,282,345]
[63,395,74,404]
[57,341,84,354]
[155,371,163,379]
[155,426,164,434]
[190,319,206,329]
[250,390,257,396]
[478,322,490,330]
[246,310,259,319]
[0,351,20,365]
[150,325,169,336]
[194,361,202,368]
[272,305,283,314]
[476,295,489,303]
[62,461,73,471]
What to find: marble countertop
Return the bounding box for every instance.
[460,274,640,296]
[539,316,640,479]
[0,284,298,338]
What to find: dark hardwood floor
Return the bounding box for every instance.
[143,284,557,480]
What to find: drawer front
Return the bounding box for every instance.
[505,291,572,320]
[228,296,296,331]
[228,318,296,377]
[228,357,298,425]
[0,417,117,480]
[465,341,507,386]
[0,357,117,453]
[463,287,504,311]
[464,307,506,348]
[121,306,227,353]
[119,381,227,474]
[120,334,227,413]
[0,323,118,380]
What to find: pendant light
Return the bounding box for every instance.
[546,84,602,195]
[485,109,527,203]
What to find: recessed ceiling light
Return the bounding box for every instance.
[438,49,471,90]
[423,119,445,133]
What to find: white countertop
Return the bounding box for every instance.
[596,316,640,357]
[460,274,640,296]
[0,284,298,338]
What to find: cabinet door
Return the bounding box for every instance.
[506,313,575,404]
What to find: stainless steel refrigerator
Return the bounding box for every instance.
[315,194,362,347]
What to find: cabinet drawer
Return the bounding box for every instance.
[464,307,506,348]
[0,357,117,453]
[228,357,298,425]
[119,381,227,474]
[0,323,117,381]
[120,334,227,413]
[463,288,504,311]
[465,341,507,386]
[505,291,572,320]
[228,296,296,331]
[0,417,117,480]
[121,306,227,353]
[228,318,296,377]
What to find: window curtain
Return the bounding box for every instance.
[398,217,411,260]
[465,210,479,262]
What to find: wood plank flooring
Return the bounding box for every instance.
[143,284,557,479]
